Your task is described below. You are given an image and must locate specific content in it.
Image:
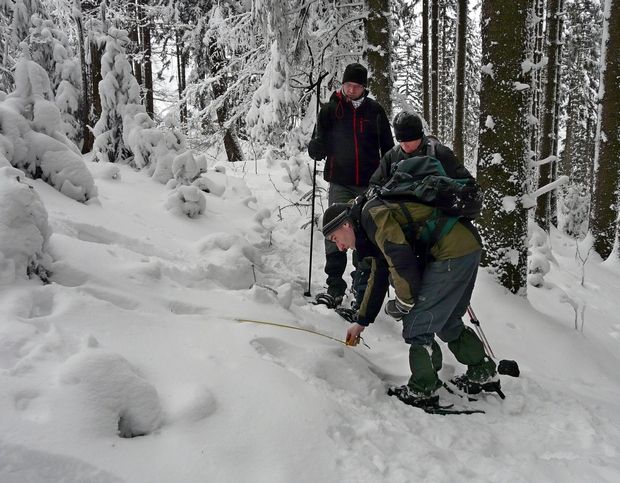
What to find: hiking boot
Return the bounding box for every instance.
[451,374,505,399]
[387,385,440,408]
[314,292,343,308]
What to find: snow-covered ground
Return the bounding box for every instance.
[1,155,620,483]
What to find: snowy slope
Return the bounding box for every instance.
[1,155,619,483]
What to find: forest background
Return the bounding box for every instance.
[0,0,619,294]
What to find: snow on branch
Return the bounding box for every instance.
[522,175,569,208]
[530,155,558,167]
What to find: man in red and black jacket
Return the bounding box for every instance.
[308,63,394,307]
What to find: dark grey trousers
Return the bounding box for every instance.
[402,250,481,345]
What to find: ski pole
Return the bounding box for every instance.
[467,305,496,358]
[304,71,327,298]
[467,305,520,377]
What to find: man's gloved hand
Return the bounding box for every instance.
[385,297,414,320]
[308,138,326,161]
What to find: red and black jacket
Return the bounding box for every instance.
[312,90,394,187]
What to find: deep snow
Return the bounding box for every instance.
[1,154,620,483]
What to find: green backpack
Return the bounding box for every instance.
[374,155,483,245]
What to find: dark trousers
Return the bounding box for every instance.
[324,183,368,298]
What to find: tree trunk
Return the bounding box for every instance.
[439,3,447,140]
[140,2,154,118]
[549,2,564,228]
[592,0,620,259]
[478,0,530,294]
[453,0,467,161]
[422,0,430,123]
[129,1,143,87]
[73,0,94,153]
[175,30,187,124]
[365,0,393,119]
[431,0,439,134]
[208,43,244,162]
[90,39,103,124]
[535,0,563,231]
[529,0,546,158]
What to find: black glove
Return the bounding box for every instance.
[308,138,326,161]
[385,298,413,320]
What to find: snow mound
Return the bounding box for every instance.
[0,166,52,283]
[0,58,96,202]
[172,150,199,185]
[195,233,261,289]
[193,171,227,196]
[165,185,206,218]
[58,349,162,438]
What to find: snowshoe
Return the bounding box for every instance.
[334,307,358,323]
[450,374,505,399]
[387,385,440,408]
[313,292,343,309]
[387,385,484,415]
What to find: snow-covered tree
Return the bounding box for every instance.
[29,16,82,144]
[0,52,96,202]
[92,27,141,163]
[0,165,52,283]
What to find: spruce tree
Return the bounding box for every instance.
[477,1,530,294]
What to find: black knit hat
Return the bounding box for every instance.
[342,63,368,86]
[321,203,351,237]
[393,111,424,142]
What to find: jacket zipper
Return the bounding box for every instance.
[353,109,360,185]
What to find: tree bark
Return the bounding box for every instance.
[175,30,187,124]
[478,0,530,294]
[592,0,620,259]
[129,1,143,87]
[535,0,563,231]
[422,0,430,123]
[365,0,393,119]
[140,1,153,118]
[90,39,103,124]
[431,0,439,134]
[453,0,467,161]
[73,0,94,153]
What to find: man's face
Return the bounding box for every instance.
[328,223,356,251]
[399,139,423,154]
[343,82,365,101]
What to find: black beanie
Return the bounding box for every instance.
[342,63,368,86]
[322,203,351,237]
[393,111,424,142]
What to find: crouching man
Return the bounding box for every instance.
[321,198,500,407]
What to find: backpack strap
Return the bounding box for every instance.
[425,136,438,158]
[421,209,460,247]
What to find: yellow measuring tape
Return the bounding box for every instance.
[233,318,363,346]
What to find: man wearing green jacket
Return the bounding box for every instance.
[321,193,499,406]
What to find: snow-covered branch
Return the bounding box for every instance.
[522,175,569,208]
